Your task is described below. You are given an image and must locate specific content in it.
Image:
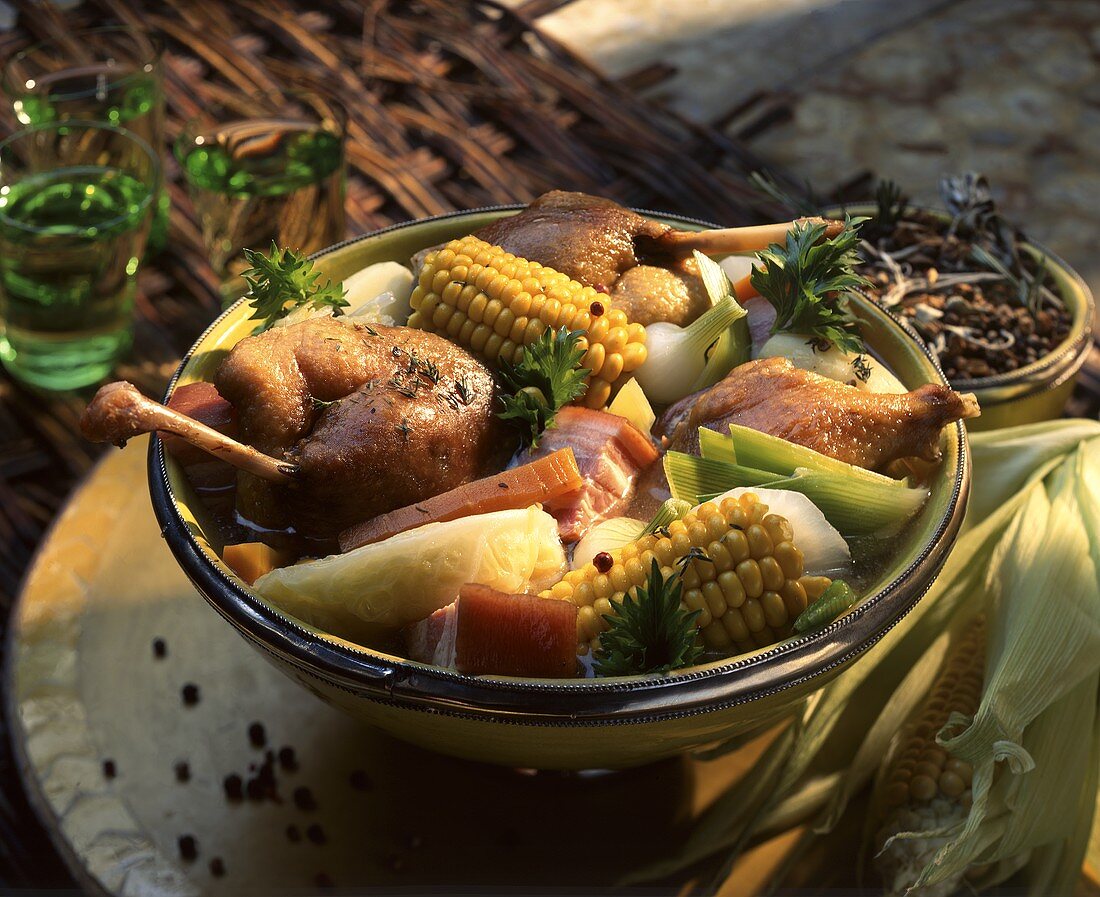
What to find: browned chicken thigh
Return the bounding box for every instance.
[476,191,669,289]
[81,318,515,547]
[212,317,514,541]
[659,357,980,470]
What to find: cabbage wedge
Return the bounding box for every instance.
[254,506,565,643]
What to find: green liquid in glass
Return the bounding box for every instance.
[13,66,168,254]
[179,122,345,289]
[0,166,152,389]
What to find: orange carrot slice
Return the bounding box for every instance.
[339,447,583,551]
[732,272,758,301]
[223,542,293,585]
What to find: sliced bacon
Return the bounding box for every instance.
[403,586,578,678]
[161,382,239,467]
[524,407,659,542]
[405,603,458,668]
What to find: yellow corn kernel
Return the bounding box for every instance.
[539,493,831,656]
[874,612,985,878]
[407,236,647,409]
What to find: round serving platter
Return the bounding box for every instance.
[6,435,805,896]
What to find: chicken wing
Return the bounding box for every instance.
[659,357,979,470]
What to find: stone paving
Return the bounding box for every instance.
[525,0,1100,299]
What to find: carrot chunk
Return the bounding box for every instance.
[338,447,584,551]
[731,272,758,301]
[223,542,293,585]
[454,584,578,678]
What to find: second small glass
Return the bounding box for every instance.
[175,90,347,296]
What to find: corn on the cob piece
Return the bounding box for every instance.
[407,236,648,409]
[540,492,827,654]
[873,616,986,896]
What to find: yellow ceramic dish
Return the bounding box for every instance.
[150,208,970,770]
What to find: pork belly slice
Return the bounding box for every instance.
[403,585,577,678]
[405,603,458,669]
[523,407,659,542]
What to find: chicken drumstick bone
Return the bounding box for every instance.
[81,380,298,482]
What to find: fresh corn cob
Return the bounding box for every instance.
[407,236,648,409]
[873,616,986,897]
[540,492,827,654]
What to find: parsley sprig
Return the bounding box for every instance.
[750,218,871,354]
[497,326,588,448]
[594,559,702,677]
[242,243,348,330]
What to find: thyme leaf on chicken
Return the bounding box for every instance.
[750,218,871,354]
[243,243,348,330]
[594,559,702,677]
[497,326,588,447]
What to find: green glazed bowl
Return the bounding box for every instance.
[149,208,970,770]
[839,203,1095,432]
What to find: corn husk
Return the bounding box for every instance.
[627,420,1100,894]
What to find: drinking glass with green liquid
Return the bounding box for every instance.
[3,26,169,254]
[175,90,346,298]
[0,123,159,390]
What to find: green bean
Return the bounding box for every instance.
[793,580,857,633]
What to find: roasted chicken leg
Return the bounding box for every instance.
[474,191,842,327]
[659,357,980,470]
[82,318,515,545]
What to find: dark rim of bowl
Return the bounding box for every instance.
[149,206,971,727]
[832,202,1095,395]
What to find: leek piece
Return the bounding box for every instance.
[697,427,737,465]
[642,498,694,535]
[689,251,751,393]
[762,468,927,537]
[728,422,903,487]
[667,448,924,537]
[663,451,776,505]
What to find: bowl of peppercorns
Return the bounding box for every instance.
[834,174,1093,431]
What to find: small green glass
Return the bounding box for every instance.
[175,90,346,298]
[3,26,169,254]
[0,122,159,390]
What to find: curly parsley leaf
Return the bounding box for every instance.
[594,559,702,677]
[750,217,871,355]
[498,326,588,448]
[243,242,348,330]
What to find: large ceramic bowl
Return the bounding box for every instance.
[150,208,970,770]
[838,203,1095,432]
